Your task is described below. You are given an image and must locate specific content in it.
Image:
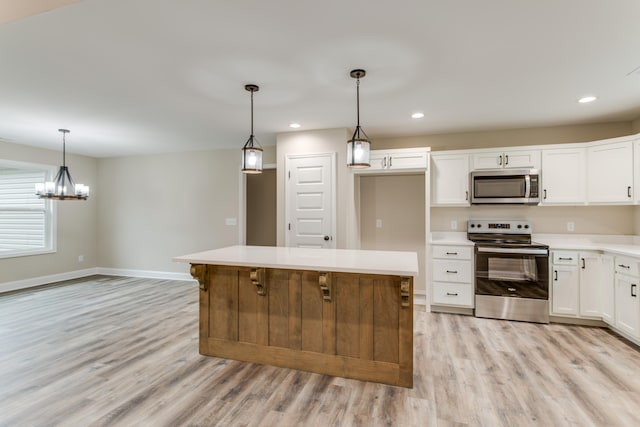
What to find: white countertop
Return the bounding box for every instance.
[173,245,419,277]
[430,232,640,258]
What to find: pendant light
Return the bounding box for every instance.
[241,84,263,174]
[347,69,371,168]
[35,129,89,200]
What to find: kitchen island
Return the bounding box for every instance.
[173,245,418,387]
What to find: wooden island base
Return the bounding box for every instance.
[190,264,413,388]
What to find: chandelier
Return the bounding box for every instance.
[35,129,89,200]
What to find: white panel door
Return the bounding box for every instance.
[286,153,335,249]
[587,141,633,203]
[431,153,470,206]
[541,147,586,204]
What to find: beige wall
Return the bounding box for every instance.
[246,168,276,246]
[360,174,426,294]
[97,147,277,273]
[432,206,635,235]
[276,128,351,247]
[374,122,632,152]
[0,140,98,283]
[632,117,640,134]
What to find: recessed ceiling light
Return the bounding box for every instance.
[289,123,301,128]
[411,112,425,119]
[578,96,597,103]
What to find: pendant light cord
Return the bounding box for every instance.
[250,89,254,137]
[62,131,66,168]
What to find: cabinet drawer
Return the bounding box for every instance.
[432,282,474,307]
[432,245,472,260]
[552,251,579,265]
[432,260,472,283]
[615,256,640,277]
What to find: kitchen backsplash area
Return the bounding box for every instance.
[431,205,637,235]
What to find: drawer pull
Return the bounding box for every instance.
[445,270,458,274]
[445,252,458,255]
[558,257,573,261]
[632,284,637,298]
[618,264,631,269]
[554,270,558,281]
[446,292,459,296]
[581,258,585,269]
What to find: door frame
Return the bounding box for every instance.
[240,163,277,246]
[284,152,337,248]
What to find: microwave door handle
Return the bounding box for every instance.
[524,174,531,198]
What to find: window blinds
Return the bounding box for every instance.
[0,167,47,252]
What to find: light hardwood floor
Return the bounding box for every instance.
[1,276,640,426]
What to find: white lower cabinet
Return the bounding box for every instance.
[614,256,640,339]
[599,255,615,325]
[550,250,600,318]
[431,244,474,308]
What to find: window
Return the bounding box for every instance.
[0,161,55,258]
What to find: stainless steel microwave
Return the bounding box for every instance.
[470,169,540,205]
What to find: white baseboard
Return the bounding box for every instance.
[414,291,427,307]
[96,267,195,282]
[0,267,99,294]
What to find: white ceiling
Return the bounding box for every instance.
[1,0,639,158]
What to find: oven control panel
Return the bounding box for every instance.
[467,220,532,234]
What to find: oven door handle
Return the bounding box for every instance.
[477,247,548,255]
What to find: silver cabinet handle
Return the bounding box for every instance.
[558,257,573,261]
[465,190,469,201]
[581,258,585,269]
[554,270,558,281]
[543,189,547,200]
[632,284,637,298]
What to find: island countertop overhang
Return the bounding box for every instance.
[173,245,419,278]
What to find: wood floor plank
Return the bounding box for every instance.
[2,275,640,426]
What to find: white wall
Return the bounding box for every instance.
[276,128,352,248]
[0,140,98,283]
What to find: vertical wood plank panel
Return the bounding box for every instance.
[373,277,399,363]
[322,275,337,355]
[301,271,323,353]
[399,277,414,387]
[199,268,210,353]
[209,267,239,341]
[288,272,302,350]
[358,277,374,361]
[238,269,256,344]
[268,269,289,348]
[256,277,269,346]
[336,274,359,358]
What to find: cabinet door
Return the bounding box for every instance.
[503,149,540,170]
[614,274,640,339]
[551,265,579,316]
[634,140,640,204]
[369,151,388,171]
[587,141,633,203]
[431,153,470,206]
[388,150,428,170]
[541,147,586,204]
[471,151,502,170]
[579,252,600,318]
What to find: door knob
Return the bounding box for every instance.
[324,236,330,241]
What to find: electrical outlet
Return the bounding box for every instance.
[225,218,237,226]
[78,255,84,262]
[376,219,383,228]
[567,222,575,232]
[450,220,458,230]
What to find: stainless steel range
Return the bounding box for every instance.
[469,220,549,323]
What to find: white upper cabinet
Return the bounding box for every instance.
[541,147,586,205]
[587,141,633,204]
[471,149,540,170]
[367,148,428,172]
[634,140,640,204]
[431,153,470,206]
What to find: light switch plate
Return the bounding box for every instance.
[450,220,458,230]
[225,218,237,226]
[567,222,575,232]
[376,219,383,228]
